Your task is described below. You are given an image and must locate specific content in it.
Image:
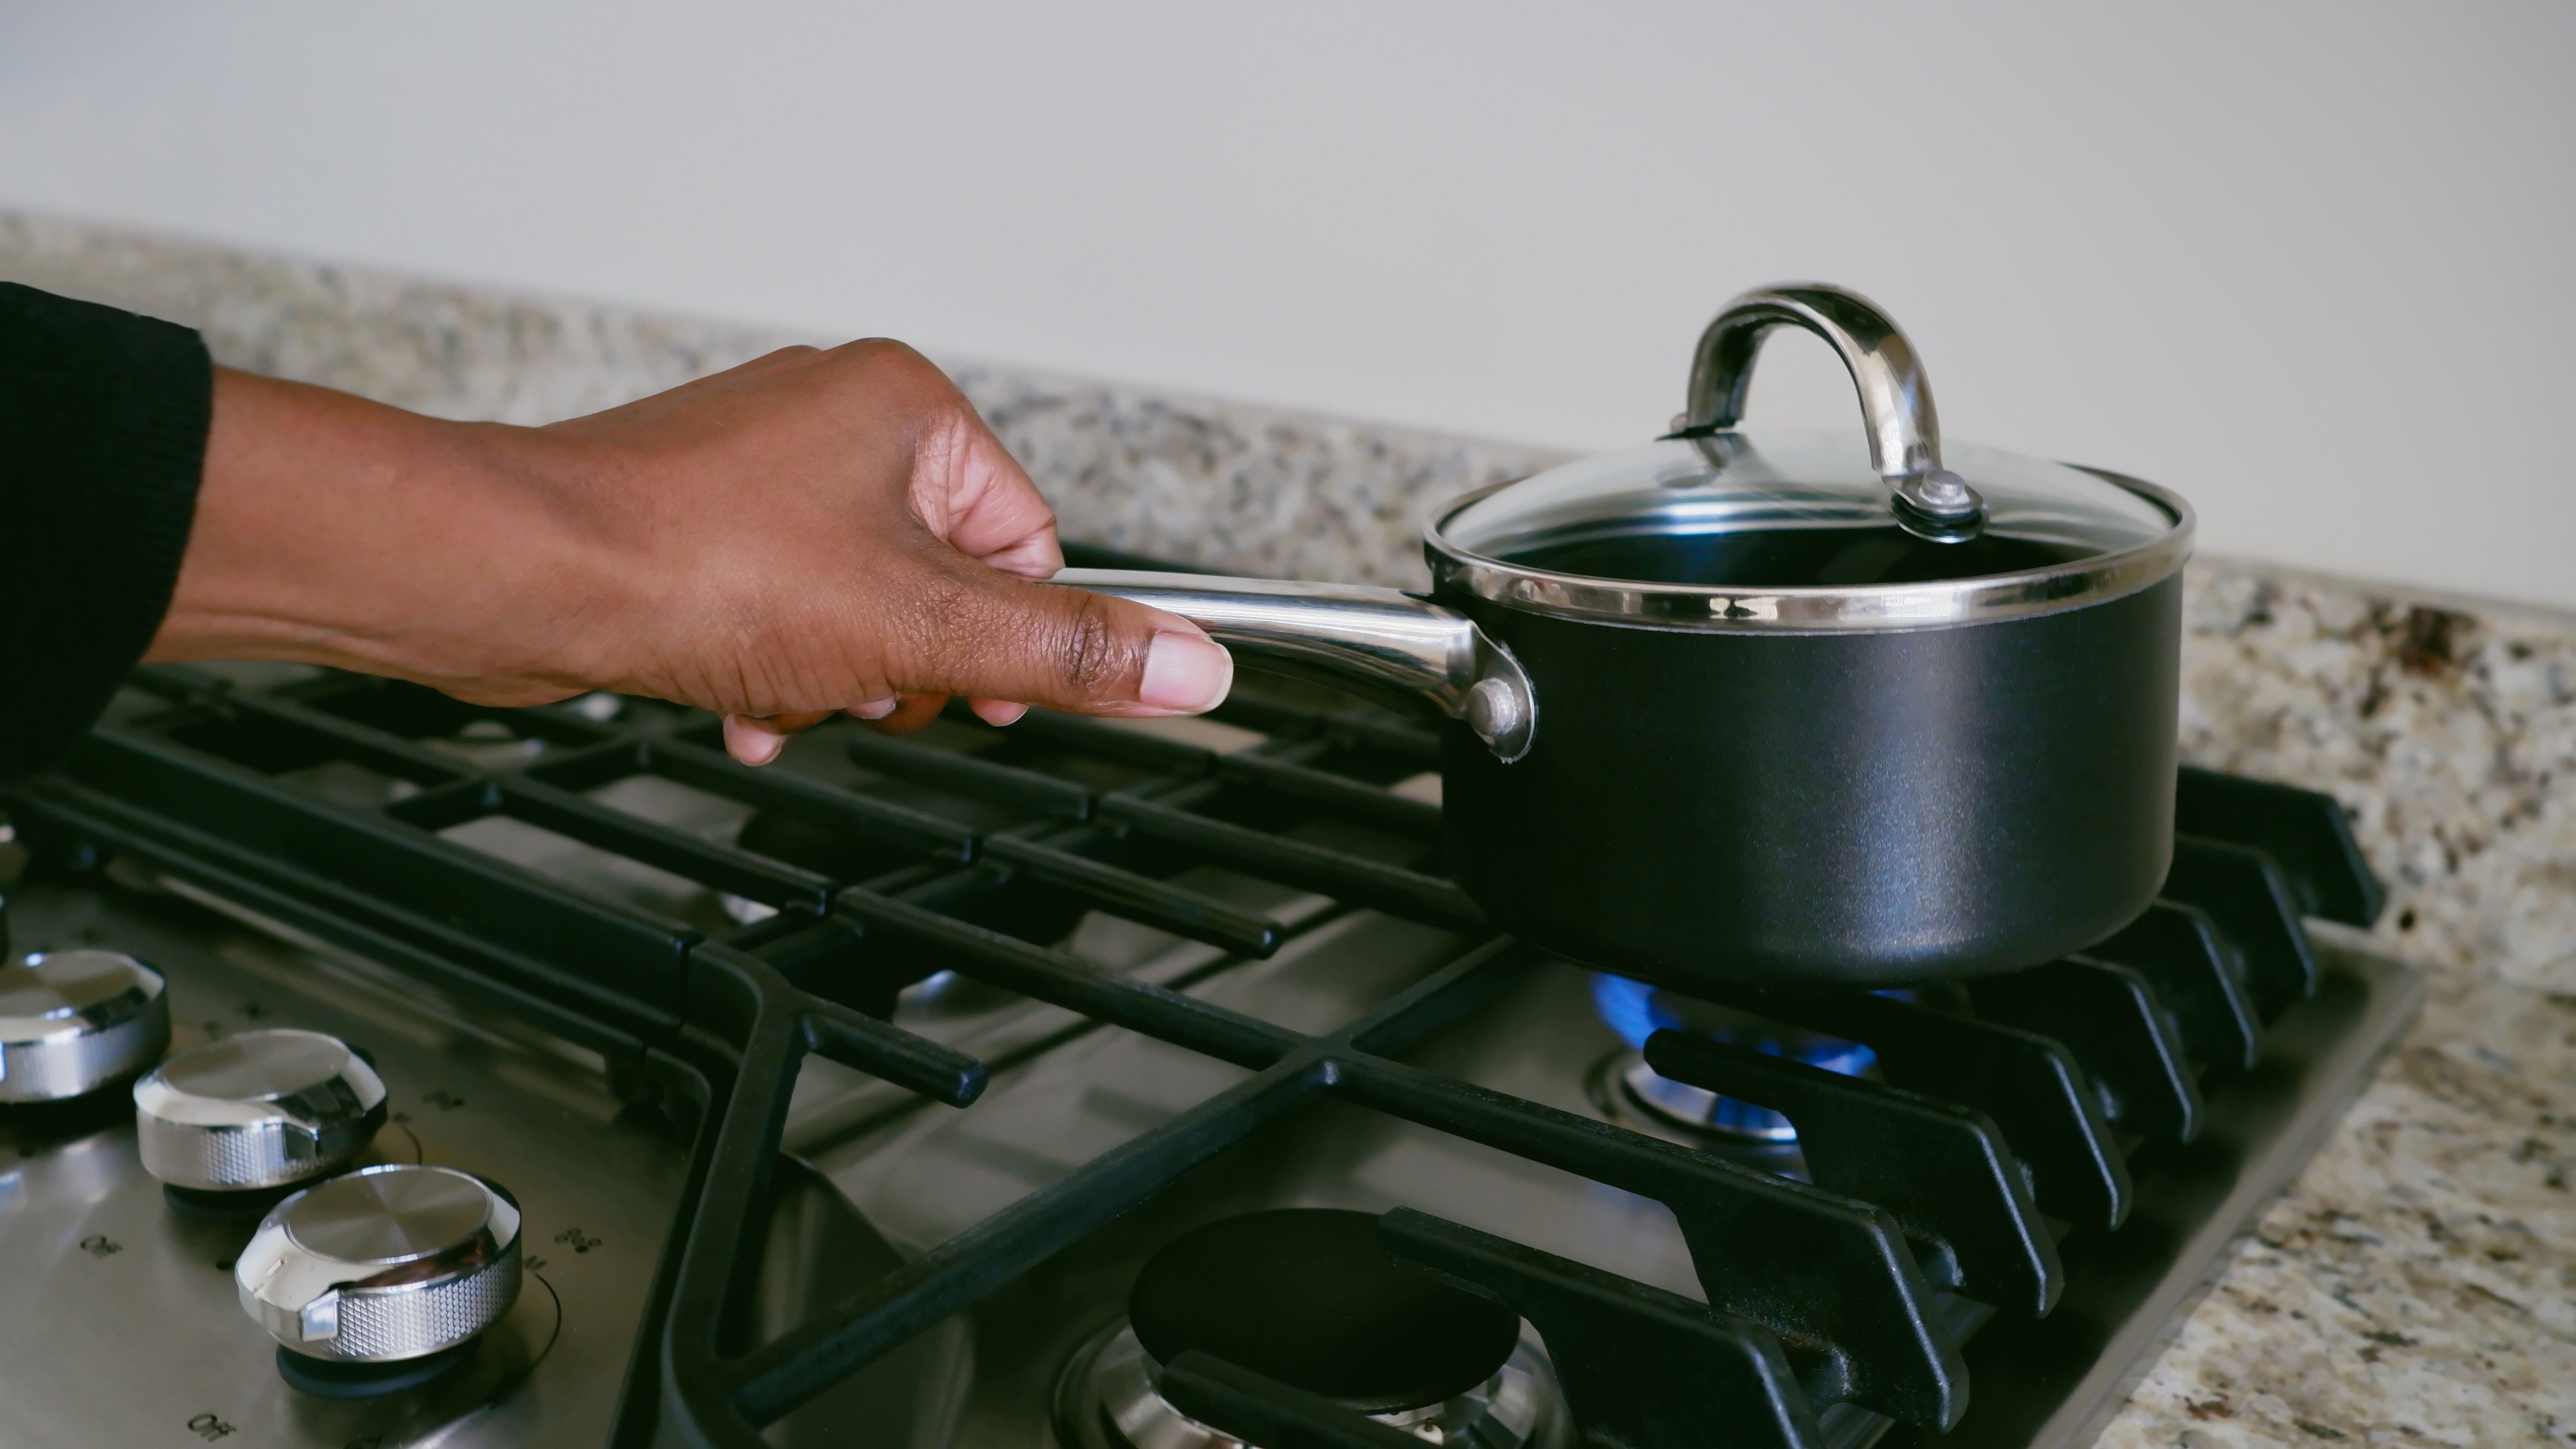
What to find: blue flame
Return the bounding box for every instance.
[1592,975,1886,1142]
[1590,973,1679,1053]
[1591,974,1879,1077]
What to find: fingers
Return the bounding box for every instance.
[974,528,1065,583]
[914,401,1064,580]
[724,695,1040,764]
[721,709,835,766]
[726,692,978,763]
[893,566,1234,720]
[889,370,1217,714]
[1134,629,1235,713]
[861,693,951,735]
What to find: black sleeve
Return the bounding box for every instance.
[0,282,214,780]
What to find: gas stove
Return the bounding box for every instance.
[0,557,2419,1449]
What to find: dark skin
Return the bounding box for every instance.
[148,340,1235,761]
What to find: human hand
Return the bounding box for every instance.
[155,342,1234,764]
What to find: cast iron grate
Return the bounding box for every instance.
[2,577,2382,1449]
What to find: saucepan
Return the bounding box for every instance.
[1056,283,2191,988]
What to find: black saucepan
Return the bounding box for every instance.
[1058,283,2190,988]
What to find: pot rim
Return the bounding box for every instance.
[1424,464,2193,633]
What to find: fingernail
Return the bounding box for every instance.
[1138,630,1233,714]
[847,698,899,720]
[970,699,1028,727]
[722,714,787,767]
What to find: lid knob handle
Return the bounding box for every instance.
[1673,283,1986,537]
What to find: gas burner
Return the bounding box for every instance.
[1586,975,1876,1145]
[1057,1321,1569,1449]
[0,949,170,1104]
[1053,1209,1574,1449]
[1594,1052,1802,1146]
[237,1163,524,1396]
[134,1027,388,1215]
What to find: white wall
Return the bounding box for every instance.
[4,2,2570,606]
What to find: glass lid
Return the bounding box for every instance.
[1425,282,2192,632]
[1436,428,2179,590]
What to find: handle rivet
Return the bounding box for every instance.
[1465,677,1525,749]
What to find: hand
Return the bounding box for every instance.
[151,341,1234,763]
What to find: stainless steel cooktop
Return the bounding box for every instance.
[0,839,2416,1449]
[0,655,2421,1449]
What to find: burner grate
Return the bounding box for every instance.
[3,559,2401,1449]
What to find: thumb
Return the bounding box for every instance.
[896,568,1234,718]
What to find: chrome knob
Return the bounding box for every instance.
[237,1164,522,1363]
[0,950,170,1103]
[134,1028,387,1189]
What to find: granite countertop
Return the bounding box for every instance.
[6,212,2570,1446]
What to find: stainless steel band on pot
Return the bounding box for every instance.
[1422,281,2193,634]
[1424,464,2192,633]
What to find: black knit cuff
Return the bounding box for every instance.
[0,282,213,778]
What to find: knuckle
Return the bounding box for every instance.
[905,568,977,658]
[1056,590,1130,696]
[841,336,935,383]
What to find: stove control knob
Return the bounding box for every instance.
[0,950,170,1103]
[134,1029,387,1189]
[237,1164,523,1362]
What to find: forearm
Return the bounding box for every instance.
[88,329,1229,774]
[149,369,621,706]
[11,293,1223,781]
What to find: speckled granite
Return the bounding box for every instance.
[5,212,2571,1446]
[2099,580,2576,1448]
[0,211,1558,591]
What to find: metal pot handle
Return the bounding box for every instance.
[1673,282,1986,532]
[1051,568,1536,762]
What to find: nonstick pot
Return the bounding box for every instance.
[1057,283,2192,989]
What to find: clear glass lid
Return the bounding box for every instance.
[1435,429,2181,590]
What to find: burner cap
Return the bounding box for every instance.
[1127,1209,1520,1415]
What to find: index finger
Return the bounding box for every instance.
[925,416,1064,581]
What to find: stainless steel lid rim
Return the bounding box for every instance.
[1426,466,2194,633]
